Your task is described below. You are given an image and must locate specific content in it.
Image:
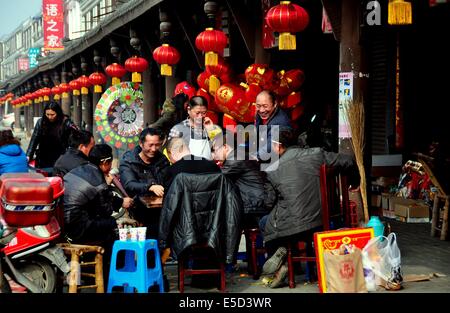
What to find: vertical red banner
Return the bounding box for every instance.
[43,0,64,51]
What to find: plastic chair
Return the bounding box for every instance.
[107,239,164,293]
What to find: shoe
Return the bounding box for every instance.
[269,262,288,288]
[262,247,287,275]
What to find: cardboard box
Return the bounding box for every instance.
[371,194,382,207]
[389,197,418,211]
[382,209,396,219]
[381,193,394,210]
[394,202,430,223]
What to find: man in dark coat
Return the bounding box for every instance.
[119,128,170,237]
[164,137,221,189]
[53,130,94,177]
[212,132,268,228]
[254,90,292,162]
[260,128,355,288]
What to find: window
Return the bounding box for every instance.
[92,6,98,27]
[100,0,106,16]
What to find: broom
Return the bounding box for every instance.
[343,98,369,224]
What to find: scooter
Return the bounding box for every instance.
[0,173,69,293]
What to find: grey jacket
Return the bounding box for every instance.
[263,146,354,242]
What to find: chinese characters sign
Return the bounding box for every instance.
[29,48,40,68]
[43,0,64,50]
[18,58,30,71]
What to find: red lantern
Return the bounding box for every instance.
[279,91,302,109]
[265,1,309,50]
[214,83,253,123]
[89,72,107,93]
[152,44,180,76]
[245,64,275,90]
[51,86,62,100]
[77,75,91,95]
[197,71,211,91]
[206,57,231,95]
[206,110,219,125]
[274,69,305,96]
[59,83,71,99]
[125,56,149,83]
[41,87,52,101]
[195,28,228,66]
[105,63,127,85]
[223,113,238,133]
[290,103,305,120]
[174,81,196,99]
[240,83,262,103]
[196,88,219,112]
[69,79,81,96]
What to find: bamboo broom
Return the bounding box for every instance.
[343,98,369,224]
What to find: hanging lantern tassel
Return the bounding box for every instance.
[209,75,221,94]
[94,85,102,93]
[112,77,121,85]
[73,90,80,96]
[81,87,89,95]
[388,0,412,25]
[54,95,60,100]
[205,51,218,66]
[132,72,142,83]
[44,96,49,101]
[62,92,69,99]
[160,64,172,76]
[279,32,296,50]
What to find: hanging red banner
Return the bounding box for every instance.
[262,0,275,49]
[322,7,333,34]
[43,0,64,51]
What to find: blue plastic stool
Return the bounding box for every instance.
[107,239,164,293]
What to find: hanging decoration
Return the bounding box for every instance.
[59,83,71,99]
[206,57,231,95]
[195,28,228,67]
[69,79,81,96]
[265,1,309,50]
[244,64,275,90]
[105,63,127,86]
[95,82,144,149]
[89,72,107,93]
[51,86,62,100]
[77,75,91,95]
[388,0,412,25]
[174,81,196,99]
[125,56,149,83]
[152,44,180,76]
[214,83,254,123]
[40,87,52,101]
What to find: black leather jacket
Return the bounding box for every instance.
[159,173,242,264]
[119,146,170,197]
[221,153,268,215]
[63,163,117,241]
[53,147,89,177]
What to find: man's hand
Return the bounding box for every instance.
[122,197,134,209]
[105,174,114,185]
[149,184,165,197]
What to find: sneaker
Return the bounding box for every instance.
[262,247,287,275]
[269,262,288,288]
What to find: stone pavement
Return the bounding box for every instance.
[164,219,450,293]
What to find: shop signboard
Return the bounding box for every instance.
[18,58,29,71]
[43,0,64,51]
[29,48,40,68]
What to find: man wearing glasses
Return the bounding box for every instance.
[168,96,221,160]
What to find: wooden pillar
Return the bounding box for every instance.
[143,68,157,126]
[165,76,179,101]
[61,71,72,116]
[81,92,92,132]
[72,94,82,128]
[92,92,101,142]
[13,105,21,132]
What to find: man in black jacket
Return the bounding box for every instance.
[212,133,268,228]
[164,137,221,189]
[119,128,170,237]
[53,130,94,177]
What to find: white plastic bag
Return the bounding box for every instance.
[362,233,402,291]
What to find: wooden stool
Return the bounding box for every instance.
[243,228,266,280]
[287,241,316,288]
[57,243,105,293]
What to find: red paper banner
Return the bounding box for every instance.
[18,58,30,71]
[43,0,64,51]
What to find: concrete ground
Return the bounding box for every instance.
[164,219,450,293]
[11,129,450,293]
